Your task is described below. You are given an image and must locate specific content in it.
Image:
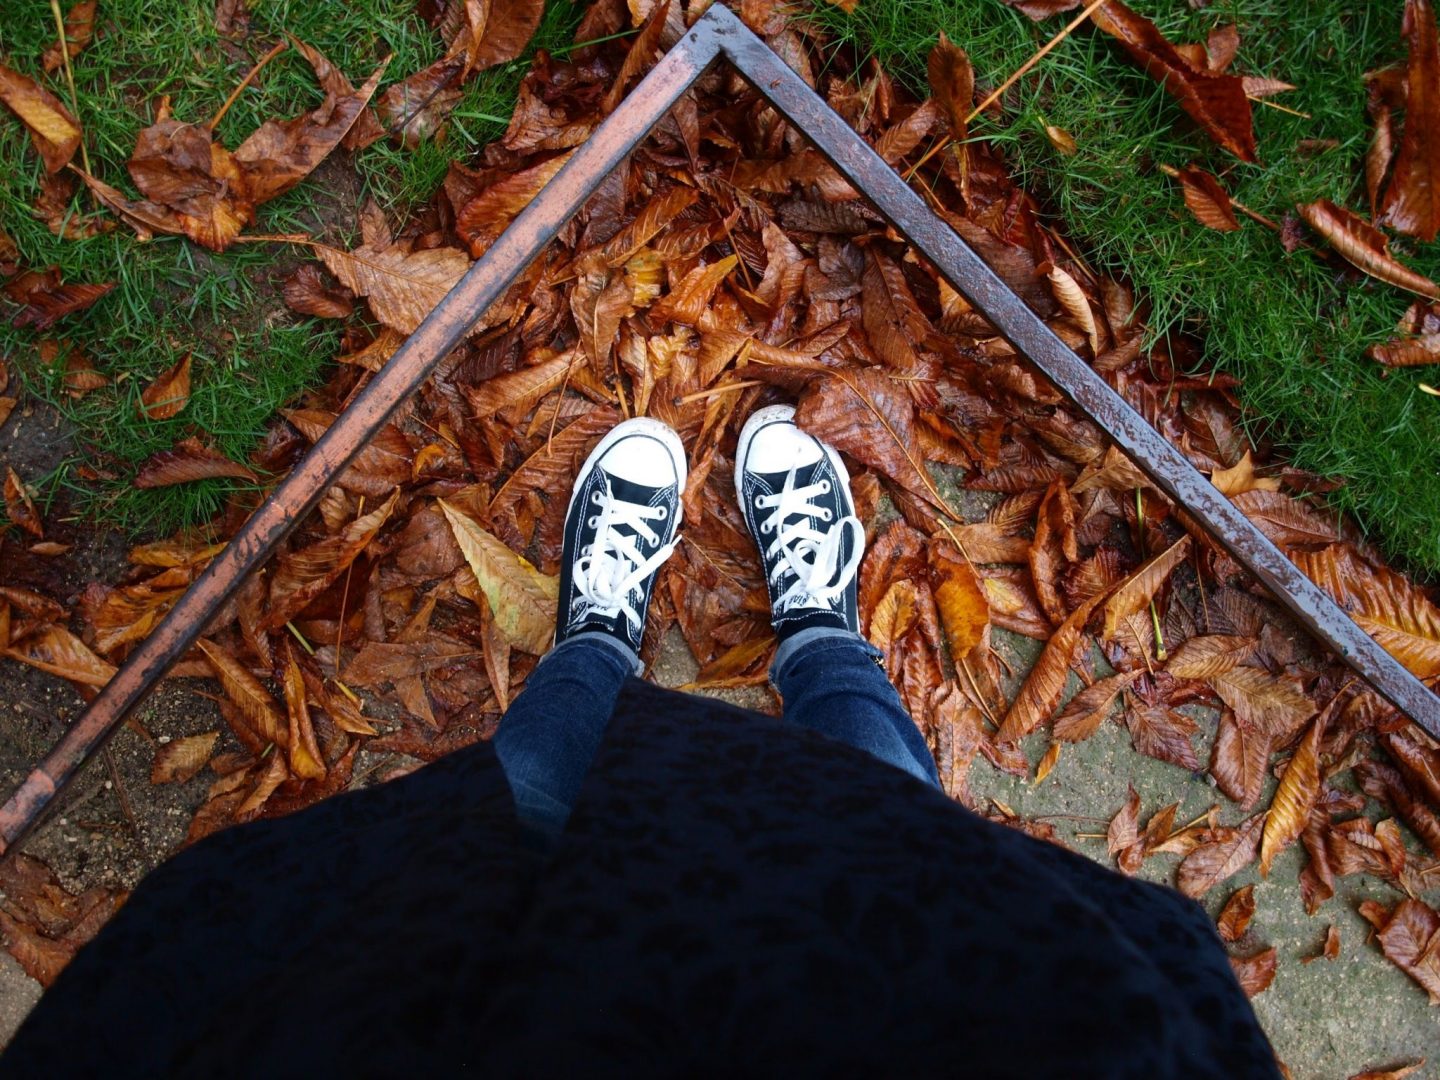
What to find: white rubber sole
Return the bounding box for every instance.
[733,404,854,498]
[567,416,689,525]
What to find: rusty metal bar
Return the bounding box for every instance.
[705,4,1440,732]
[0,23,724,856]
[3,5,1437,856]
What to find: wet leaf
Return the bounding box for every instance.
[1047,265,1099,355]
[1127,702,1200,771]
[1259,715,1323,876]
[138,354,192,420]
[235,58,387,203]
[127,118,255,251]
[4,625,115,687]
[1348,1061,1425,1080]
[1212,666,1314,740]
[1216,884,1256,942]
[42,0,98,73]
[151,732,220,784]
[1171,165,1240,231]
[1176,812,1264,897]
[279,640,326,780]
[134,437,257,488]
[377,57,465,147]
[1367,898,1440,1003]
[1229,946,1278,997]
[1209,711,1271,810]
[343,637,478,685]
[439,499,557,654]
[283,264,354,319]
[1102,536,1189,640]
[1090,0,1256,161]
[1166,634,1256,679]
[996,590,1106,744]
[927,31,974,142]
[456,151,574,256]
[265,490,398,629]
[1369,300,1440,367]
[1298,199,1440,299]
[1379,0,1440,241]
[4,467,44,538]
[1107,784,1143,874]
[0,64,81,173]
[1053,670,1138,742]
[315,240,471,333]
[196,638,288,750]
[4,268,113,329]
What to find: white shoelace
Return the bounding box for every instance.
[573,478,677,633]
[755,469,863,614]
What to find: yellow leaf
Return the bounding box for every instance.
[439,499,557,654]
[1259,714,1323,876]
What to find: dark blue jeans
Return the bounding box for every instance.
[494,627,940,834]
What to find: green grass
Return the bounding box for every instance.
[810,0,1440,577]
[0,0,581,533]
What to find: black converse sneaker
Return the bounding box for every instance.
[735,405,864,639]
[555,417,686,657]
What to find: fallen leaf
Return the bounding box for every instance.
[456,151,574,256]
[265,490,398,629]
[1217,884,1256,942]
[1090,0,1257,162]
[1259,714,1323,876]
[996,590,1106,744]
[4,467,44,538]
[1368,898,1440,1003]
[439,499,557,654]
[1171,164,1241,232]
[138,354,192,420]
[928,31,974,142]
[127,118,254,250]
[1176,812,1265,897]
[1302,923,1341,963]
[1229,946,1278,997]
[4,624,115,687]
[1126,702,1200,771]
[1211,666,1315,740]
[377,57,465,148]
[1298,199,1440,299]
[1379,0,1440,241]
[343,637,478,685]
[1107,784,1143,874]
[279,639,326,780]
[196,638,288,750]
[42,0,98,73]
[283,264,354,319]
[1034,741,1061,782]
[1165,634,1256,679]
[1348,1060,1426,1080]
[151,732,220,784]
[1102,536,1190,640]
[4,268,113,329]
[0,64,81,172]
[1053,670,1138,742]
[134,438,257,488]
[315,241,471,334]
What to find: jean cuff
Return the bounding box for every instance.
[770,626,882,686]
[544,630,644,677]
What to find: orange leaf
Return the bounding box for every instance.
[265,490,398,629]
[995,589,1106,744]
[1229,947,1278,997]
[134,437,257,488]
[1298,199,1440,299]
[1216,883,1256,942]
[1379,0,1440,241]
[4,466,44,538]
[0,64,81,173]
[1176,812,1264,897]
[1259,714,1323,876]
[196,637,288,750]
[1172,165,1240,231]
[151,732,220,784]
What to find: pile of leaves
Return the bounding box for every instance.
[3,0,1440,1055]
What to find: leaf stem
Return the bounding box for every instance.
[208,40,288,132]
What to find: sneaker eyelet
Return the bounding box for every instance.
[819,479,831,494]
[761,520,773,535]
[591,491,603,505]
[754,496,767,509]
[655,505,667,520]
[587,515,598,528]
[821,508,833,522]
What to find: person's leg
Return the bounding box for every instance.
[770,627,939,787]
[736,404,939,788]
[493,416,687,836]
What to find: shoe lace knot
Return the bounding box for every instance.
[756,468,862,614]
[573,477,677,633]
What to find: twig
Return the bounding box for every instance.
[1248,95,1309,120]
[231,233,315,245]
[103,747,138,837]
[334,496,364,677]
[47,0,92,181]
[208,40,287,132]
[675,379,765,405]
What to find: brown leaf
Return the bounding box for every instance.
[127,118,254,250]
[1125,700,1200,770]
[343,637,478,685]
[279,640,326,780]
[4,467,43,538]
[1229,947,1278,997]
[1107,784,1142,874]
[33,171,112,240]
[134,437,257,488]
[42,0,98,72]
[1210,711,1271,810]
[4,268,113,329]
[265,490,398,629]
[1293,544,1440,678]
[1259,715,1323,876]
[283,264,354,319]
[1217,884,1256,942]
[0,64,81,173]
[377,57,465,148]
[1165,634,1256,679]
[440,499,557,654]
[235,58,387,203]
[1211,666,1315,740]
[1298,199,1440,299]
[928,31,974,141]
[1349,1062,1425,1080]
[1369,898,1440,1003]
[1176,812,1264,897]
[795,367,943,513]
[1090,0,1257,161]
[315,241,471,333]
[931,544,990,666]
[4,624,115,688]
[1171,165,1241,231]
[1102,536,1190,640]
[1302,923,1341,963]
[1047,266,1099,356]
[1369,300,1440,367]
[449,0,545,75]
[457,151,574,256]
[138,353,192,420]
[998,0,1083,19]
[287,38,387,151]
[151,732,220,784]
[995,590,1106,744]
[1380,0,1440,241]
[284,408,413,497]
[1053,671,1138,742]
[466,352,574,418]
[196,638,288,749]
[1210,450,1280,497]
[1382,727,1440,806]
